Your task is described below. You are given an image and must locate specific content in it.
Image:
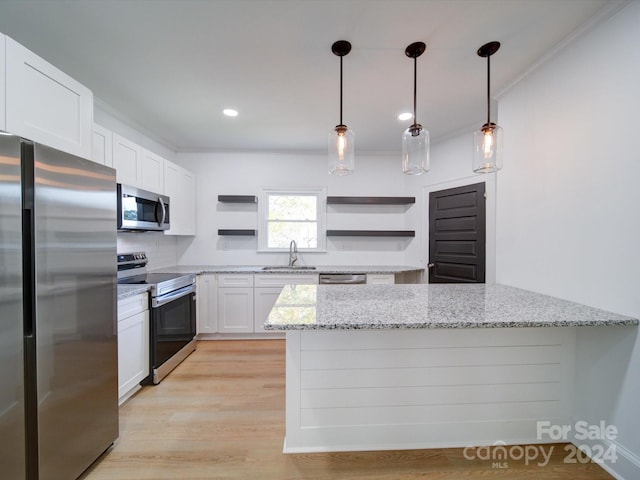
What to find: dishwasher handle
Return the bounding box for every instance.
[319,274,367,285]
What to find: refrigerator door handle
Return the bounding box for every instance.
[22,207,34,337]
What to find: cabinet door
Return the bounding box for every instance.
[112,133,143,187]
[92,124,113,167]
[366,274,395,285]
[181,168,197,235]
[5,36,93,159]
[0,34,6,132]
[163,161,182,234]
[141,148,165,194]
[254,287,284,333]
[117,309,149,402]
[196,274,217,333]
[217,287,254,333]
[164,160,196,236]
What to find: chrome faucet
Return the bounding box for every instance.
[288,240,298,267]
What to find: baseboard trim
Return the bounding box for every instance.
[569,436,640,480]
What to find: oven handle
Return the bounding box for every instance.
[152,283,196,308]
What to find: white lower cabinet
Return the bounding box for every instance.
[197,274,217,333]
[254,274,318,333]
[366,273,395,285]
[197,273,319,336]
[254,288,284,333]
[217,274,254,334]
[117,293,149,405]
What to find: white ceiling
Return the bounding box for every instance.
[0,0,612,153]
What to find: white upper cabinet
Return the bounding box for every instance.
[112,133,143,187]
[0,34,6,132]
[91,123,113,167]
[141,148,165,193]
[164,160,196,236]
[4,35,93,159]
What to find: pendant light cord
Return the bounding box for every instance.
[339,55,343,125]
[486,55,491,125]
[413,56,417,125]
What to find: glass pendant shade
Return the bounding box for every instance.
[328,125,355,175]
[474,41,503,174]
[402,42,429,176]
[472,123,503,173]
[402,124,429,175]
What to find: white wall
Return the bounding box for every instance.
[497,2,640,477]
[174,151,422,266]
[117,232,177,270]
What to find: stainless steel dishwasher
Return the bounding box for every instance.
[319,273,367,284]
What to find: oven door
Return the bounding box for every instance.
[149,285,196,382]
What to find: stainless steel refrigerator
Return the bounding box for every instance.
[0,134,118,479]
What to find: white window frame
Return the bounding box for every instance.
[258,186,327,252]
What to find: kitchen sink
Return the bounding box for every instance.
[261,266,316,271]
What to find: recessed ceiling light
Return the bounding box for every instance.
[223,109,238,117]
[398,112,413,121]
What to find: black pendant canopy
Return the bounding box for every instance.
[331,40,352,57]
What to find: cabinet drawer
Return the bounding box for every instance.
[118,293,149,321]
[366,273,395,285]
[218,274,254,287]
[254,274,318,288]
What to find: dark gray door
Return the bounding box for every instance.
[428,182,486,283]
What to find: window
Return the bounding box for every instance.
[258,187,326,251]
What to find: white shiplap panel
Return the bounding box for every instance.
[300,328,563,351]
[301,382,561,409]
[301,345,562,370]
[300,401,563,428]
[301,363,562,389]
[285,328,576,452]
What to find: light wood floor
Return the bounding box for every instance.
[82,340,614,480]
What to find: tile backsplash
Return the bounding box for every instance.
[117,232,177,269]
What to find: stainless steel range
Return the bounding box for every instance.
[117,252,196,384]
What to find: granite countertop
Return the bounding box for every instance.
[149,265,424,275]
[117,284,151,300]
[265,283,639,330]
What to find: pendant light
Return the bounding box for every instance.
[329,40,354,176]
[473,41,503,173]
[402,42,429,175]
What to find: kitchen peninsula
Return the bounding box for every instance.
[265,284,638,453]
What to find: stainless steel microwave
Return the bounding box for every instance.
[117,184,170,231]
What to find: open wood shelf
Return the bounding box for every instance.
[327,196,415,205]
[218,195,258,203]
[217,229,256,236]
[326,230,415,237]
